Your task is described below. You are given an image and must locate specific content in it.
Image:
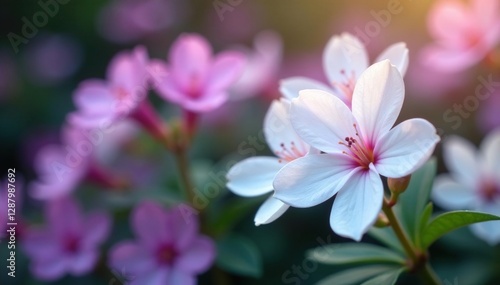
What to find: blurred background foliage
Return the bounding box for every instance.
[0,0,499,284]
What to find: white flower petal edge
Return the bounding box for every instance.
[375,42,409,77]
[375,118,440,178]
[254,197,290,226]
[323,33,369,85]
[351,60,405,145]
[443,135,479,187]
[279,77,335,100]
[273,154,358,208]
[431,175,479,209]
[226,157,283,197]
[480,128,500,175]
[290,89,355,153]
[330,164,384,241]
[470,199,500,245]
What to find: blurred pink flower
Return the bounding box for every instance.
[151,34,246,113]
[421,0,500,72]
[109,202,215,285]
[98,0,186,43]
[23,34,83,85]
[229,31,283,101]
[22,197,111,281]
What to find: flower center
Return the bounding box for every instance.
[332,69,356,103]
[339,124,375,169]
[275,141,307,163]
[156,244,178,265]
[114,86,130,101]
[63,234,80,253]
[480,179,499,202]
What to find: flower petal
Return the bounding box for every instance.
[374,118,440,178]
[46,197,84,239]
[169,34,211,91]
[375,42,409,77]
[279,77,335,100]
[227,156,282,197]
[130,268,170,285]
[82,212,111,248]
[351,60,405,146]
[206,51,246,92]
[68,250,99,275]
[431,175,478,209]
[290,89,356,153]
[169,270,196,285]
[31,256,68,281]
[480,128,500,176]
[132,201,171,249]
[264,99,308,157]
[273,154,358,208]
[108,241,156,276]
[22,229,59,258]
[168,204,200,252]
[330,165,384,241]
[443,135,479,187]
[254,196,290,226]
[73,79,114,114]
[181,90,229,112]
[323,33,368,85]
[470,199,500,245]
[427,0,474,47]
[107,46,148,91]
[175,236,215,274]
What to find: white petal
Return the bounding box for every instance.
[263,99,308,157]
[431,175,479,210]
[375,42,409,77]
[470,199,500,245]
[330,165,384,241]
[279,77,335,100]
[273,154,357,208]
[351,60,405,146]
[290,89,356,153]
[375,118,440,178]
[226,157,282,197]
[443,136,479,187]
[254,197,290,226]
[323,33,368,85]
[480,128,500,176]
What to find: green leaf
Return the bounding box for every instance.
[395,158,437,242]
[316,265,401,285]
[209,197,263,236]
[307,243,405,265]
[422,211,500,248]
[216,234,262,278]
[415,203,433,249]
[360,268,405,285]
[368,227,405,254]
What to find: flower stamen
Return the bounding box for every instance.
[332,69,356,102]
[339,124,374,169]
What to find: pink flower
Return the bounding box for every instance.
[69,46,150,129]
[421,0,500,72]
[22,197,111,281]
[151,34,246,113]
[108,202,215,285]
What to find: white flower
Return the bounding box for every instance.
[226,99,310,226]
[273,60,440,241]
[432,129,500,245]
[280,32,409,106]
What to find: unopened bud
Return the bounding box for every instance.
[388,175,411,194]
[375,213,389,227]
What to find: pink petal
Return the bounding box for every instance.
[31,256,68,281]
[351,60,404,146]
[181,90,228,112]
[132,201,172,249]
[289,89,356,153]
[175,236,215,274]
[330,165,384,241]
[169,34,211,91]
[274,154,358,208]
[82,211,111,248]
[169,269,196,285]
[107,46,148,92]
[374,118,440,178]
[73,79,114,114]
[129,268,170,285]
[68,250,99,275]
[108,241,157,277]
[22,229,59,258]
[472,0,499,32]
[206,51,246,92]
[169,204,200,251]
[420,44,486,73]
[46,197,84,239]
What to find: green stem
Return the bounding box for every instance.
[173,149,196,205]
[382,199,441,285]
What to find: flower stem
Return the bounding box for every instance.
[382,199,442,285]
[173,148,196,205]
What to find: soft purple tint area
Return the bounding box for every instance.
[0,49,18,100]
[98,0,186,43]
[108,201,215,285]
[23,34,83,85]
[21,197,111,281]
[478,91,500,133]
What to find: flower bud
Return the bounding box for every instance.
[374,213,390,228]
[388,175,411,194]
